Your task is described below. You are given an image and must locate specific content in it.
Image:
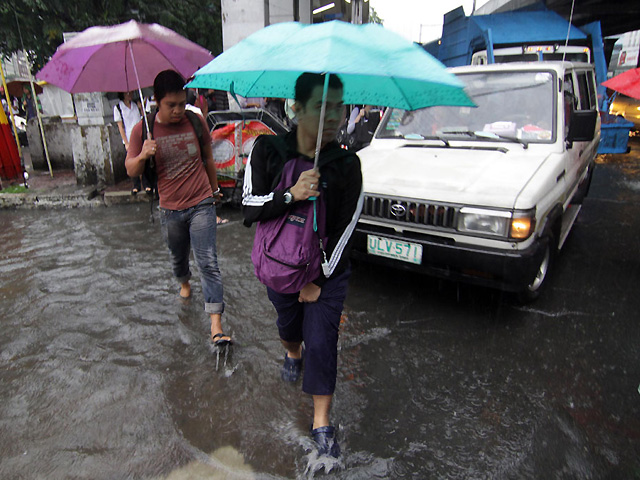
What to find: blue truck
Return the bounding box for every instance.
[422,4,631,153]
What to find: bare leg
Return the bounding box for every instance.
[312,395,332,430]
[210,313,231,342]
[281,339,302,359]
[179,281,191,299]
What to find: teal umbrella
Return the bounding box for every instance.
[187,20,471,111]
[187,21,473,166]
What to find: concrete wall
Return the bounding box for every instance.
[269,0,295,24]
[27,117,75,171]
[221,0,311,51]
[221,0,266,51]
[27,116,127,186]
[70,124,126,187]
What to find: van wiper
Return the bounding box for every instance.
[403,133,450,147]
[474,131,529,149]
[440,129,528,149]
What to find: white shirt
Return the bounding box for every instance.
[113,100,142,142]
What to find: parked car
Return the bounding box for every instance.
[609,94,640,130]
[352,62,600,302]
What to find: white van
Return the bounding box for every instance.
[352,62,600,301]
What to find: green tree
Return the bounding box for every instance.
[369,6,383,25]
[0,0,222,73]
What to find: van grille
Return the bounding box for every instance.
[361,194,458,229]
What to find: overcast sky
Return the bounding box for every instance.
[369,0,491,43]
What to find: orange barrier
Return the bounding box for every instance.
[210,121,274,187]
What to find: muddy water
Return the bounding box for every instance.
[1,162,639,480]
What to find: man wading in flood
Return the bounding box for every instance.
[126,70,231,348]
[242,72,363,457]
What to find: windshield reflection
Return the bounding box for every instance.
[379,71,556,144]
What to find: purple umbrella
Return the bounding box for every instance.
[37,19,213,134]
[37,20,213,94]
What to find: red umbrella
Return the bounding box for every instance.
[602,68,640,100]
[5,79,43,98]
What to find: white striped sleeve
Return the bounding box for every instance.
[324,186,364,277]
[242,148,274,207]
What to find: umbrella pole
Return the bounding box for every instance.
[30,81,53,178]
[313,73,331,170]
[26,60,54,178]
[127,40,151,135]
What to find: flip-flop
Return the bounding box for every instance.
[131,188,139,195]
[211,332,232,347]
[217,217,229,225]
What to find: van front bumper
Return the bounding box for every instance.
[351,225,548,292]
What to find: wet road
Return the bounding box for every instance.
[1,150,639,479]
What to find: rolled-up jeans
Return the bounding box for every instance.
[160,198,224,315]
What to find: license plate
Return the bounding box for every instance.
[367,235,423,265]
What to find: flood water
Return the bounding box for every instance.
[1,158,640,479]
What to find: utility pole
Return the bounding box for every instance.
[351,0,363,24]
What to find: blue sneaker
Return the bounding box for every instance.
[311,425,340,458]
[281,351,303,382]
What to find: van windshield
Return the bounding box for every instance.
[378,70,556,144]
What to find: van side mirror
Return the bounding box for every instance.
[567,109,597,142]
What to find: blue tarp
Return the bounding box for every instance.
[470,11,587,45]
[598,113,634,154]
[437,6,590,67]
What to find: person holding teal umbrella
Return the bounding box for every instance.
[243,72,363,459]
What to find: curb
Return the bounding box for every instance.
[0,188,153,209]
[104,191,154,207]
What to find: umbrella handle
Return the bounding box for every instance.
[313,73,330,169]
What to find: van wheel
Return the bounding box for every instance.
[572,164,594,205]
[516,233,556,303]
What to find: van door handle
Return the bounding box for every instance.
[556,170,566,182]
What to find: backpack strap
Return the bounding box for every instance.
[115,103,123,122]
[184,110,208,160]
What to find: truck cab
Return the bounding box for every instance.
[351,62,600,301]
[471,45,591,65]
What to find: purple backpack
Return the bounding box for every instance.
[251,157,328,294]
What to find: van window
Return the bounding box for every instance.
[495,54,538,63]
[544,52,590,62]
[563,74,576,136]
[586,72,597,110]
[576,72,591,110]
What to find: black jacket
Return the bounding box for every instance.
[242,129,363,286]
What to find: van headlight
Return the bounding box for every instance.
[457,207,534,240]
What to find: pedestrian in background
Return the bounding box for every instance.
[1,86,10,117]
[21,85,40,121]
[114,91,150,194]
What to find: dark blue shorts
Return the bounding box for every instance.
[267,268,351,396]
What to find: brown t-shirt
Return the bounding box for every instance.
[129,113,212,210]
